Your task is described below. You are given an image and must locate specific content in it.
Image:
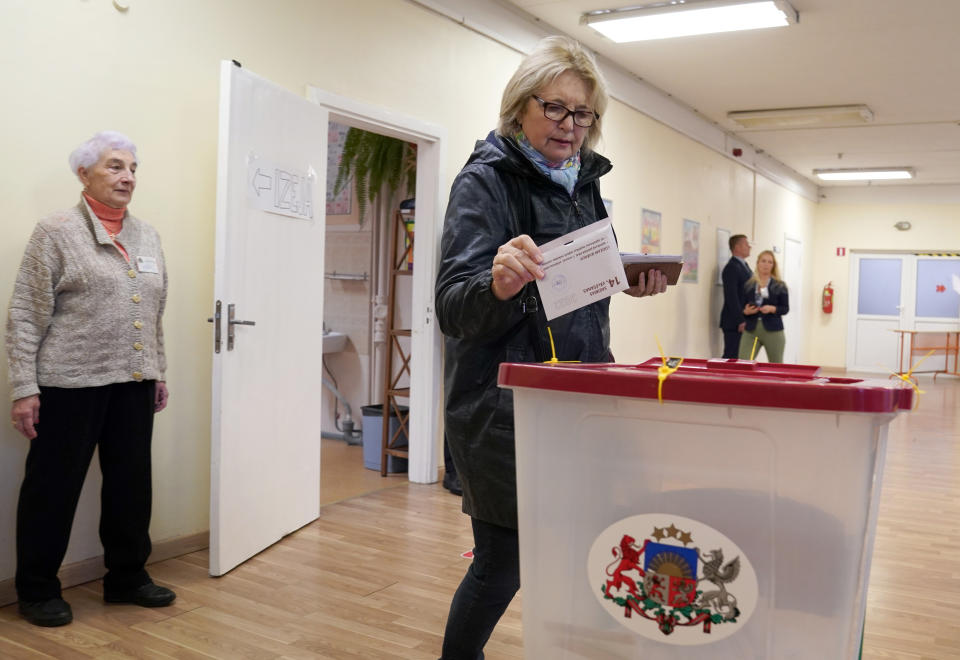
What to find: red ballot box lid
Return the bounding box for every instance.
[498,358,914,413]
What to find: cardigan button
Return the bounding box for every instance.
[132,294,141,303]
[133,342,144,351]
[133,320,143,329]
[127,269,137,278]
[132,371,143,381]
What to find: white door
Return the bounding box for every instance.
[781,237,802,363]
[846,254,906,373]
[209,62,328,576]
[913,255,960,372]
[847,253,960,374]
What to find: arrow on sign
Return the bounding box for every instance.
[251,168,272,197]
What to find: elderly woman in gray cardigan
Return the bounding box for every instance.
[6,131,175,627]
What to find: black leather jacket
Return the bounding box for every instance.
[435,132,612,529]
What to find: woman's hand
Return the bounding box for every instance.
[491,234,544,301]
[743,303,759,315]
[11,395,40,440]
[624,269,668,298]
[759,304,777,314]
[155,381,169,413]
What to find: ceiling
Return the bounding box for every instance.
[500,0,960,189]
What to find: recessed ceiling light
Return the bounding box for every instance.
[728,105,875,129]
[814,168,914,182]
[583,0,798,43]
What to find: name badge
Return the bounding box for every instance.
[136,256,159,274]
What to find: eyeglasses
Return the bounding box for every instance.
[532,95,599,128]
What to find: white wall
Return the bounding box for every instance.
[4,0,934,592]
[322,174,371,439]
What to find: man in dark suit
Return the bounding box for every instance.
[719,234,752,358]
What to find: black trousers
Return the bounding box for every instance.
[15,381,156,601]
[440,517,520,660]
[722,328,742,359]
[443,434,458,478]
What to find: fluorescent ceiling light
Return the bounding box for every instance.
[814,168,914,182]
[583,0,798,43]
[728,104,875,129]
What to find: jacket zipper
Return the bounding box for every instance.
[571,197,585,228]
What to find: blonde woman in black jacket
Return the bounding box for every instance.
[739,249,790,362]
[435,36,667,659]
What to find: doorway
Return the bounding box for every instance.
[846,252,960,373]
[781,236,803,363]
[320,121,416,502]
[308,87,445,486]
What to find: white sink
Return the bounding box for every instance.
[322,331,348,354]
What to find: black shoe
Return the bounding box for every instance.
[104,583,176,607]
[442,472,462,496]
[18,598,73,627]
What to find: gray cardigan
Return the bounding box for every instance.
[6,198,167,400]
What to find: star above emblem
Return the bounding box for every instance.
[651,523,694,546]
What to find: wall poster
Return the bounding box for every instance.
[326,121,352,216]
[641,208,661,254]
[682,219,700,283]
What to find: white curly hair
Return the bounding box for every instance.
[68,130,138,179]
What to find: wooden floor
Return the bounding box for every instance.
[0,376,956,659]
[317,437,410,507]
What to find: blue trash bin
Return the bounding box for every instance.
[360,404,408,473]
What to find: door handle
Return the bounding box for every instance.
[206,300,222,353]
[226,303,256,351]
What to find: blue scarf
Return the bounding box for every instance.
[515,131,581,196]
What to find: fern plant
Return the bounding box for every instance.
[333,128,416,225]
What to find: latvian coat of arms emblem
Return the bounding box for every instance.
[587,513,758,645]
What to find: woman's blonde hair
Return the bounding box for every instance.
[747,250,783,287]
[497,36,609,153]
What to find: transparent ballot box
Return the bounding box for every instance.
[498,358,913,659]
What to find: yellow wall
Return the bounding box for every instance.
[602,101,754,360]
[810,202,960,367]
[2,0,948,584]
[0,0,520,580]
[600,104,819,363]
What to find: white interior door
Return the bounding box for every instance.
[846,254,906,373]
[210,62,328,576]
[913,256,960,371]
[847,253,960,374]
[781,237,802,363]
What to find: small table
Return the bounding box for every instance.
[892,329,960,381]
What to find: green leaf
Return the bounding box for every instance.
[333,128,416,225]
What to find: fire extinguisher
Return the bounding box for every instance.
[822,282,834,314]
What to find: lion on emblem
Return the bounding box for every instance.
[605,534,648,597]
